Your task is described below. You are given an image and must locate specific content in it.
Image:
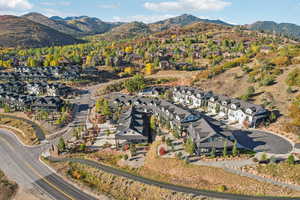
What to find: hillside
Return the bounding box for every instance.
[0,15,83,48]
[88,21,151,41]
[87,15,231,42]
[52,16,122,35]
[22,12,84,37]
[248,21,300,40]
[150,14,231,32]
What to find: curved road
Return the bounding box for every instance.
[49,157,300,200]
[0,85,99,200]
[0,130,97,200]
[0,81,298,200]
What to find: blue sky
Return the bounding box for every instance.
[1,0,300,25]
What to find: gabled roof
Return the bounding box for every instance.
[188,118,234,149]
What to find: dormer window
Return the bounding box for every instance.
[246,108,253,115]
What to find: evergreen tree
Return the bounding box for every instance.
[101,100,111,117]
[185,138,195,155]
[223,140,228,157]
[3,104,10,113]
[232,140,238,157]
[57,137,66,152]
[210,146,216,158]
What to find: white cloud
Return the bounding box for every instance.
[39,8,75,17]
[98,3,120,9]
[40,1,71,7]
[112,14,176,23]
[0,0,33,11]
[144,0,231,12]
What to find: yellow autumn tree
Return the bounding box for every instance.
[50,59,59,66]
[144,63,154,75]
[125,46,133,54]
[124,67,134,75]
[27,57,37,67]
[85,55,93,66]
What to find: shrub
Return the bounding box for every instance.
[210,147,216,158]
[176,152,183,160]
[269,111,277,123]
[247,76,256,83]
[184,156,190,164]
[232,140,239,157]
[161,136,166,142]
[286,68,300,87]
[185,138,195,155]
[130,144,137,156]
[269,156,277,164]
[289,96,300,126]
[240,94,250,101]
[260,75,275,86]
[260,153,268,162]
[218,185,227,192]
[223,140,228,157]
[287,87,293,94]
[287,154,295,165]
[246,86,255,96]
[166,138,172,147]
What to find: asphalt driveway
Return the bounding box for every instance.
[232,130,293,154]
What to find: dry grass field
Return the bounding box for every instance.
[137,141,300,197]
[0,170,18,200]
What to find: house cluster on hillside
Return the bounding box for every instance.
[0,66,81,81]
[0,81,70,112]
[108,85,270,154]
[172,86,269,128]
[112,94,235,154]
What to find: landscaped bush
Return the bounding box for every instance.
[159,147,167,156]
[218,185,227,192]
[259,75,275,86]
[176,152,183,160]
[287,155,295,165]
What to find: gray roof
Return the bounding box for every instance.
[116,106,148,141]
[188,118,234,149]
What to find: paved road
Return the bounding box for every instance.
[49,157,300,200]
[0,130,97,200]
[0,84,101,200]
[232,130,293,154]
[0,79,296,200]
[198,113,293,155]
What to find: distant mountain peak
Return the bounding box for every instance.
[0,15,82,48]
[248,20,300,40]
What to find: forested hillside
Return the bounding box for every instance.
[0,20,300,140]
[0,15,83,48]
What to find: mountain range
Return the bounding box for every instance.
[247,21,300,40]
[1,13,300,48]
[0,15,83,48]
